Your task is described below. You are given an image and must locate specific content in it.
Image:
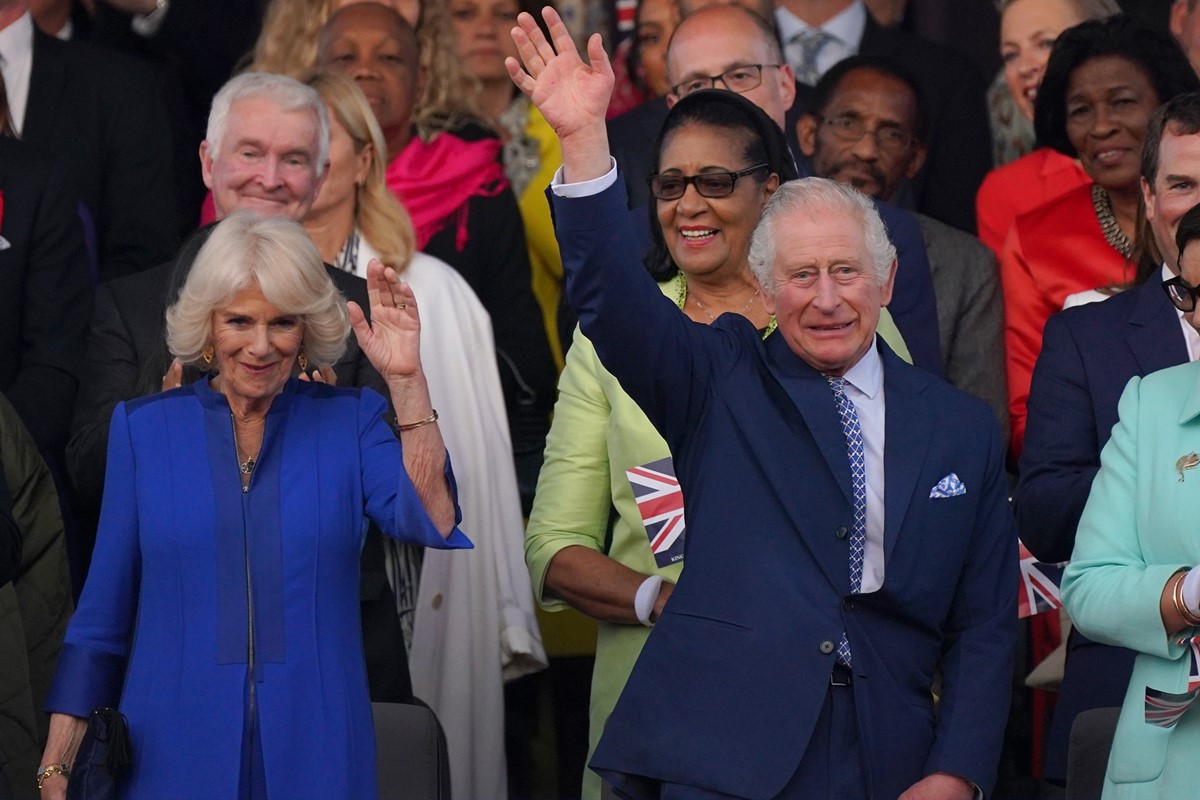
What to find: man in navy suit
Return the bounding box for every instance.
[1015,91,1200,786]
[509,9,1015,798]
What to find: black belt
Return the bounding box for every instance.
[830,664,853,686]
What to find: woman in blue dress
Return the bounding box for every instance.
[36,213,471,800]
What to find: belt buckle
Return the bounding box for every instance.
[830,665,852,686]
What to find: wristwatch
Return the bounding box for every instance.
[36,763,71,790]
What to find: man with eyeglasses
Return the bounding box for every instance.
[798,55,1008,442]
[602,2,945,377]
[1015,91,1200,787]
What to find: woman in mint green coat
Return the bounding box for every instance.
[1062,203,1200,798]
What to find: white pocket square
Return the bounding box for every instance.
[0,236,10,251]
[929,473,966,498]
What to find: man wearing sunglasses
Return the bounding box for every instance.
[601,2,945,377]
[1015,91,1200,787]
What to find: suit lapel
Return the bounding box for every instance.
[763,332,854,507]
[23,29,66,143]
[881,346,933,564]
[1127,278,1189,377]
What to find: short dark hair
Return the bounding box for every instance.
[1034,15,1199,158]
[1142,92,1200,188]
[1175,202,1200,262]
[645,90,799,281]
[808,55,929,144]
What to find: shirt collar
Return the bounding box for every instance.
[837,333,883,399]
[774,1,866,51]
[0,12,34,67]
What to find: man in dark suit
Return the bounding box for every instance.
[775,0,990,234]
[510,9,1016,797]
[65,72,415,704]
[798,55,1008,440]
[0,134,91,453]
[604,3,944,375]
[1015,92,1200,786]
[0,0,177,280]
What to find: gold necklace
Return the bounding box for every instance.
[1091,183,1134,259]
[690,286,762,321]
[669,272,777,337]
[231,414,260,477]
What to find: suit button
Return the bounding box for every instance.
[819,640,835,654]
[835,526,849,539]
[842,599,854,611]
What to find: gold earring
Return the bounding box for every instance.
[202,345,214,365]
[298,349,309,372]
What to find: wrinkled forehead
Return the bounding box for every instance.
[221,99,321,159]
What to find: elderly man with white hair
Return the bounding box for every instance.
[510,9,1017,799]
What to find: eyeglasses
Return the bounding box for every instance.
[820,115,914,152]
[1163,274,1200,312]
[670,65,781,99]
[648,164,770,201]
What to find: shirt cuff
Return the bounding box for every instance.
[550,158,619,198]
[131,0,170,36]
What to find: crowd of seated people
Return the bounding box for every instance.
[11,0,1200,798]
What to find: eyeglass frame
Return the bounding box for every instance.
[1163,273,1200,312]
[670,64,783,99]
[818,115,917,152]
[647,163,771,201]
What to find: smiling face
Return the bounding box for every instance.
[797,67,927,203]
[200,97,323,221]
[761,207,895,376]
[1000,0,1086,123]
[307,107,372,221]
[1065,54,1160,193]
[1143,127,1200,268]
[635,0,681,97]
[318,4,420,146]
[449,0,521,84]
[656,122,778,281]
[210,282,305,410]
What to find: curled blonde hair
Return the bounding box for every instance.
[251,0,480,139]
[167,213,351,369]
[308,72,417,271]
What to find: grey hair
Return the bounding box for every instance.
[748,178,896,294]
[166,212,350,369]
[995,0,1121,19]
[205,72,331,176]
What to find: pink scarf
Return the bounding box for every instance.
[386,133,508,252]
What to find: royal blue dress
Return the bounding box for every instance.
[46,377,470,799]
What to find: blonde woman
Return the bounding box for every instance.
[303,72,546,800]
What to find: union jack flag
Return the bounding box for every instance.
[1017,540,1065,619]
[1187,640,1200,693]
[626,457,686,569]
[1145,687,1198,728]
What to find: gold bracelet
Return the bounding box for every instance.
[36,763,70,790]
[1173,571,1200,627]
[396,409,438,432]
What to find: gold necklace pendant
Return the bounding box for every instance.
[239,456,256,475]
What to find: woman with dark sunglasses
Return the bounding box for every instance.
[524,88,801,800]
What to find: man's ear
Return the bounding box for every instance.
[1171,0,1190,42]
[200,141,215,190]
[1142,175,1156,222]
[903,141,928,179]
[778,63,797,111]
[879,258,898,307]
[666,91,679,109]
[797,115,819,158]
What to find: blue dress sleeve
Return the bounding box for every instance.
[357,390,471,550]
[46,403,141,716]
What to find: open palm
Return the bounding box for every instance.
[348,259,421,382]
[506,7,614,141]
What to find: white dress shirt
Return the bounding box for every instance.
[774,1,866,82]
[0,12,34,135]
[837,340,886,593]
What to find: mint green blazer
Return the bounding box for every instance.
[1062,360,1200,798]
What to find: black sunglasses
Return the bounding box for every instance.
[1164,274,1200,312]
[648,163,770,201]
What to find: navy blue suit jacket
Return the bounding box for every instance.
[1015,277,1188,780]
[556,178,1015,799]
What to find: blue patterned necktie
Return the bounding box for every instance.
[827,376,867,667]
[790,29,834,86]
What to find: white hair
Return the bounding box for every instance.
[205,72,331,176]
[166,212,350,369]
[748,177,896,294]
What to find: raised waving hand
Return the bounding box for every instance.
[505,7,614,183]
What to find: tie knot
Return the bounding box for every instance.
[790,28,833,55]
[826,375,848,394]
